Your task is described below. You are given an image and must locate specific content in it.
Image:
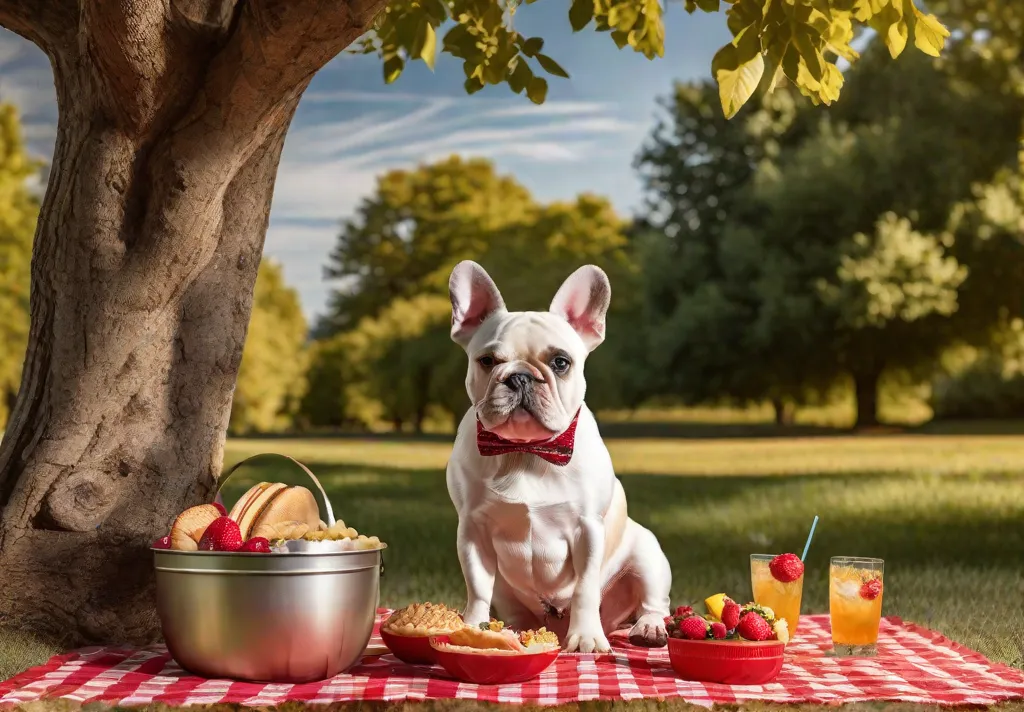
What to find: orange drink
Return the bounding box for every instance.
[750,554,803,636]
[829,557,884,656]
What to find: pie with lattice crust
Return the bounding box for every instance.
[382,603,465,637]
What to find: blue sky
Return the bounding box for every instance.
[0,8,730,319]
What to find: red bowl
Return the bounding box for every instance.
[380,629,449,664]
[429,638,560,684]
[667,638,785,685]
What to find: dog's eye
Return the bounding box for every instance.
[551,356,571,373]
[477,356,496,368]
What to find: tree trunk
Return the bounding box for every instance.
[771,398,795,427]
[0,0,384,645]
[852,369,882,429]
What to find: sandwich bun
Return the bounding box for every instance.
[170,504,220,551]
[448,627,526,653]
[229,482,320,540]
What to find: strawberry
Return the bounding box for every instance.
[769,553,804,583]
[859,578,883,601]
[680,616,710,640]
[675,605,694,619]
[239,537,271,553]
[151,535,172,549]
[213,502,228,516]
[198,516,243,552]
[737,613,773,641]
[721,600,741,630]
[710,622,728,639]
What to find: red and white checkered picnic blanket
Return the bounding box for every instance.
[2,612,1023,707]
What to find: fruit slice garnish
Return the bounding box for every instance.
[858,578,883,601]
[769,553,805,583]
[704,593,729,620]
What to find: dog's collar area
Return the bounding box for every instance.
[475,409,581,466]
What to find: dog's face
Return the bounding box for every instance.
[449,262,611,441]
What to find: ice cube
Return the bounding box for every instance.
[833,580,861,600]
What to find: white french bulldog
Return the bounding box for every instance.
[445,261,672,653]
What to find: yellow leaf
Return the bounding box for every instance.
[885,17,908,57]
[818,61,843,104]
[912,9,949,57]
[713,43,765,119]
[420,23,438,70]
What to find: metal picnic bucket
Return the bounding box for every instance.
[153,453,385,683]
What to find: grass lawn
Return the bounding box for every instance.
[3,429,1024,710]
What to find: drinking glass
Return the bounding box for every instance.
[829,556,884,656]
[750,554,803,636]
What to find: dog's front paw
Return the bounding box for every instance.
[628,613,668,648]
[564,627,611,654]
[462,602,491,627]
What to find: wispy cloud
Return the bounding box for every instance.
[269,91,638,317]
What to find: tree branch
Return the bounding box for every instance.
[0,0,78,55]
[83,0,240,136]
[117,0,386,300]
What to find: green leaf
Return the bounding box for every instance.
[763,52,785,93]
[522,36,545,56]
[526,76,549,104]
[712,42,765,119]
[793,27,824,81]
[911,9,949,57]
[569,0,595,31]
[507,57,533,93]
[419,22,438,70]
[383,55,404,84]
[698,0,720,10]
[395,15,420,50]
[610,29,630,48]
[464,76,484,94]
[535,53,570,78]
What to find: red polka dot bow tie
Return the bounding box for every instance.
[476,409,581,466]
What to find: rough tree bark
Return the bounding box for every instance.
[0,0,385,645]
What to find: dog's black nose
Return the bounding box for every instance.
[503,373,533,391]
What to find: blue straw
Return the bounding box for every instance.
[800,515,819,562]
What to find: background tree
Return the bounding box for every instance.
[635,45,1022,427]
[317,157,533,335]
[0,0,949,644]
[229,260,308,434]
[633,83,817,424]
[307,161,638,429]
[301,331,382,430]
[0,105,39,429]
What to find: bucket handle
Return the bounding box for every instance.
[217,453,336,528]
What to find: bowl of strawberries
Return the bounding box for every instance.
[665,596,788,685]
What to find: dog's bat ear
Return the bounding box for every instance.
[549,265,611,352]
[449,261,506,348]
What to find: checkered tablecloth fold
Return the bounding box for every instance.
[2,613,1022,707]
